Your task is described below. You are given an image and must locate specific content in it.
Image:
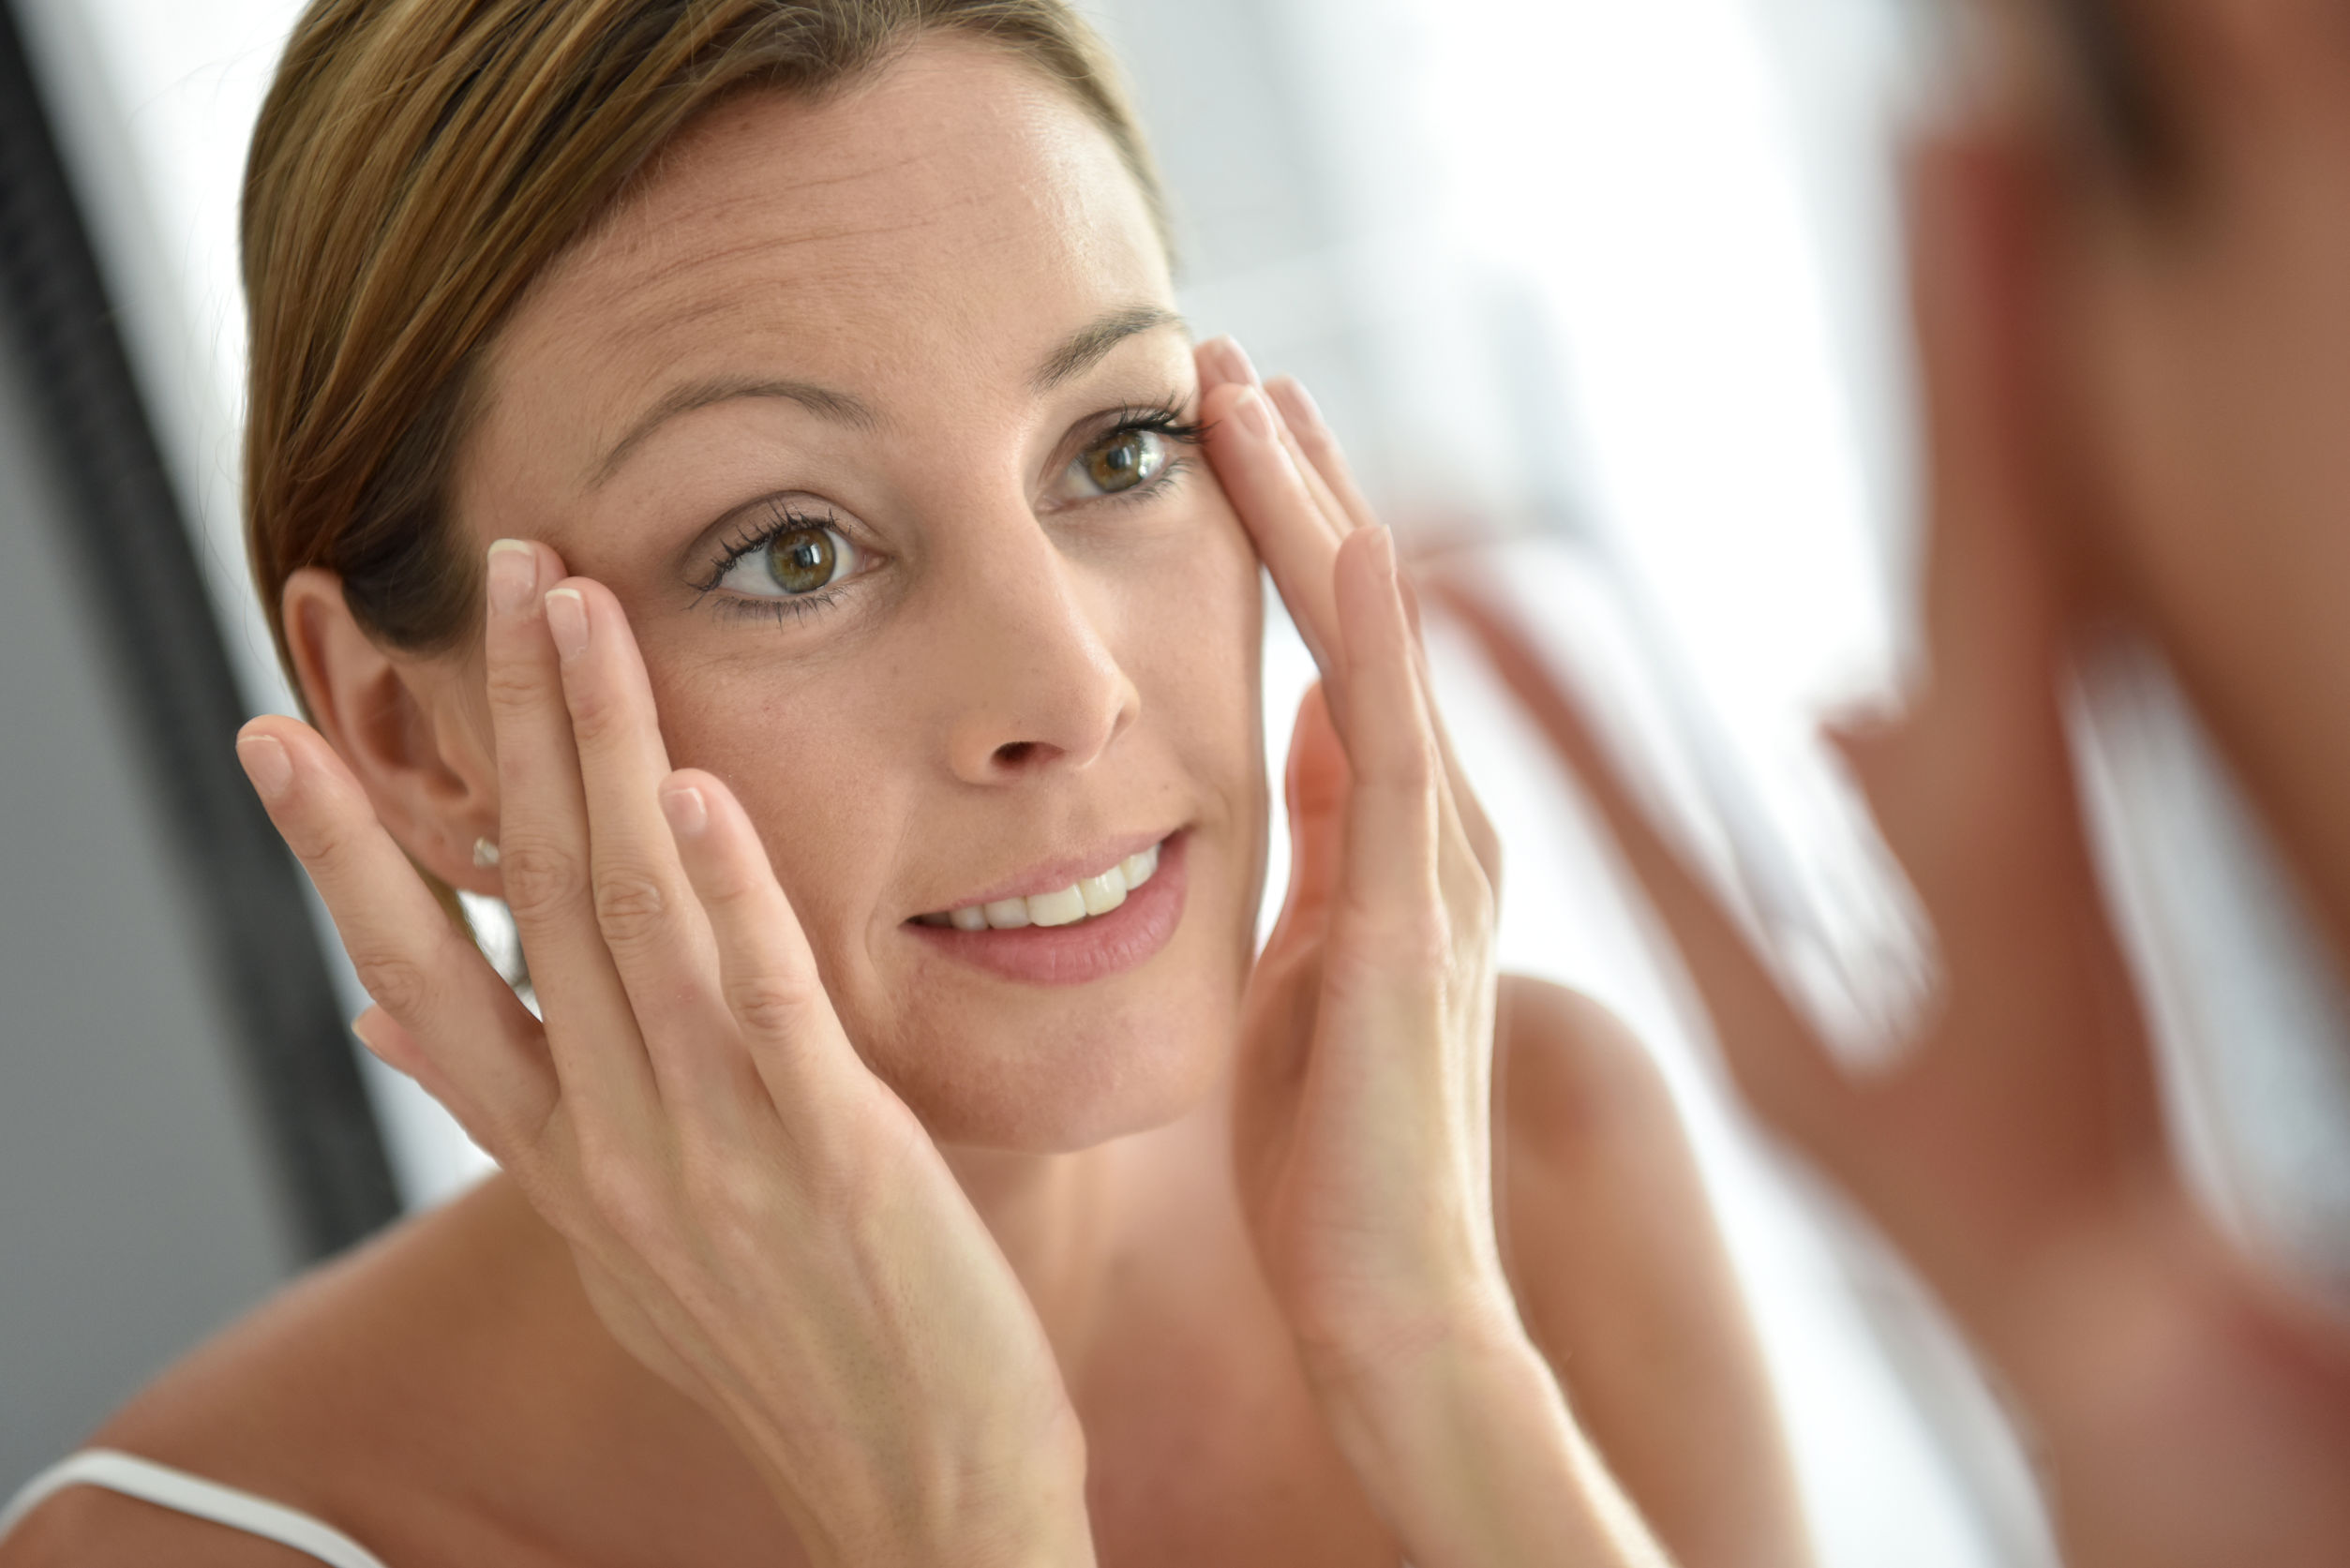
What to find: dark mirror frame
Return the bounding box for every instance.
[1,0,401,1259]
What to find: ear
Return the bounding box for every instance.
[281,567,502,899]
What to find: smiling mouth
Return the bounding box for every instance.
[911,840,1164,932]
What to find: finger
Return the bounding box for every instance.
[1247,371,1506,891]
[237,717,554,1156]
[1195,336,1253,396]
[1199,341,1353,550]
[1266,377,1378,536]
[1208,354,1502,897]
[1265,682,1348,956]
[658,769,863,1128]
[1203,381,1348,683]
[1897,138,2168,1140]
[1429,577,1864,1165]
[1396,570,1505,891]
[352,1007,478,1140]
[1330,527,1444,930]
[545,578,742,1121]
[482,539,661,1127]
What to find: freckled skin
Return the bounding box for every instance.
[462,44,1266,1148]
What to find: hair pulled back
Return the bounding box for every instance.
[241,0,1164,680]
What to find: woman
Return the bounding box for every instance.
[0,3,1804,1563]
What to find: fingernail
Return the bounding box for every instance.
[1272,378,1327,438]
[487,539,537,617]
[351,1008,412,1077]
[1232,385,1275,441]
[236,732,292,802]
[544,587,589,664]
[1207,336,1260,388]
[351,1008,388,1055]
[661,784,709,838]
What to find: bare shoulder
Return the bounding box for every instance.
[1493,973,1689,1169]
[1,1176,573,1567]
[0,1484,324,1567]
[1491,973,1733,1313]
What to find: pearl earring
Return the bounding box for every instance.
[471,837,501,870]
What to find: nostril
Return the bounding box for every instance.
[993,740,1040,769]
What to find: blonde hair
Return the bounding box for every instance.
[241,0,1165,678]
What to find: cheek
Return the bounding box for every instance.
[1123,501,1270,916]
[1126,490,1264,731]
[636,649,910,987]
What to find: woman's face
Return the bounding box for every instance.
[451,37,1267,1151]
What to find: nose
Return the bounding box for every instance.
[935,511,1140,786]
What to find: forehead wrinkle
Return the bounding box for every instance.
[589,145,942,265]
[581,176,1026,356]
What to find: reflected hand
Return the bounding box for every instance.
[1436,134,2350,1568]
[236,541,1090,1568]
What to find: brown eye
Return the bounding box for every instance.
[711,517,861,604]
[1077,428,1166,496]
[765,526,838,594]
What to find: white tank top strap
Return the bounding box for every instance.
[0,1448,390,1567]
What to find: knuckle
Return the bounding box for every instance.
[500,835,585,921]
[284,805,363,871]
[350,948,434,1018]
[591,867,671,948]
[483,659,542,714]
[563,681,623,745]
[726,969,818,1040]
[691,853,760,913]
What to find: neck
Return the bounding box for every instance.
[940,1137,1130,1362]
[938,1086,1236,1375]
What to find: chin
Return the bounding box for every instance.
[867,978,1245,1154]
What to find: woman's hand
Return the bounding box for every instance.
[1202,343,1505,1378]
[1197,340,1669,1568]
[235,540,1092,1568]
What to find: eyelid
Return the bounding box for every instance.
[1071,396,1205,448]
[688,496,876,599]
[1041,398,1205,502]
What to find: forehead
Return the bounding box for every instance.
[483,35,1172,469]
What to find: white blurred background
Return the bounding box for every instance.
[10,0,2350,1562]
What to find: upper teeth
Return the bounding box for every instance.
[924,842,1161,931]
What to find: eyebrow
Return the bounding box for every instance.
[591,305,1190,486]
[592,377,876,486]
[1030,305,1188,393]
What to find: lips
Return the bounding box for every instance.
[903,831,1190,987]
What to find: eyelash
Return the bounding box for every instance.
[689,500,856,625]
[690,401,1206,625]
